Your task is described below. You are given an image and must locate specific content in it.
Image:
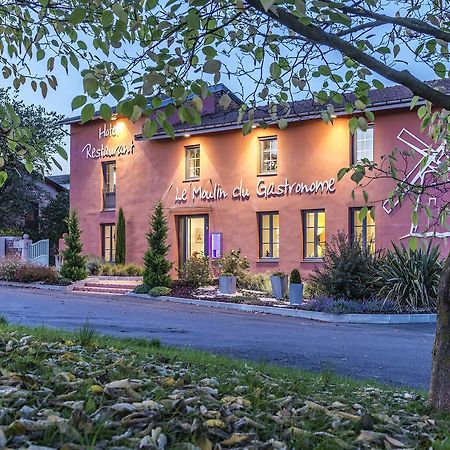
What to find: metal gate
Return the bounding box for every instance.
[28,239,50,267]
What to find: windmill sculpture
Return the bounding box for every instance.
[382,128,450,239]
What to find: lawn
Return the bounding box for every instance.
[0,322,449,449]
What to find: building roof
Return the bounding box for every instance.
[137,79,450,140]
[46,174,70,191]
[59,84,242,125]
[61,78,450,138]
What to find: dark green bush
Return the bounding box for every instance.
[290,269,302,284]
[133,284,151,294]
[115,207,126,265]
[308,231,381,301]
[378,243,442,311]
[149,286,172,297]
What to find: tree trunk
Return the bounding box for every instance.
[429,255,450,411]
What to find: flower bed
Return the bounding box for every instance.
[0,258,70,286]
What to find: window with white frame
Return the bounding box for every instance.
[185,145,200,180]
[259,137,278,174]
[303,210,326,259]
[353,126,374,162]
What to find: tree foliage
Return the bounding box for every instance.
[143,201,173,289]
[38,191,70,263]
[60,210,87,281]
[115,207,126,265]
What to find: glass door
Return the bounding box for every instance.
[101,223,116,262]
[177,215,209,269]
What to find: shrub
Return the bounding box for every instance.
[115,207,126,265]
[308,231,381,301]
[218,249,249,276]
[0,259,60,284]
[290,269,302,284]
[237,272,271,293]
[60,210,87,281]
[86,255,102,276]
[133,284,151,294]
[14,264,59,284]
[98,263,143,277]
[0,315,8,325]
[302,297,397,314]
[143,201,173,288]
[149,286,172,297]
[378,243,442,311]
[0,258,22,281]
[178,254,211,287]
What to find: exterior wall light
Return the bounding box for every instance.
[184,134,191,137]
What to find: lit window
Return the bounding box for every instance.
[303,210,326,259]
[353,126,374,162]
[259,137,277,174]
[258,212,279,259]
[185,145,200,180]
[102,161,116,210]
[101,223,116,262]
[351,208,375,253]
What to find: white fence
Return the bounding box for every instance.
[27,239,50,267]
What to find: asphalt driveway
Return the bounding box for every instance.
[0,286,436,389]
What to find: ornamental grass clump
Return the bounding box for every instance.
[308,231,381,301]
[378,243,442,311]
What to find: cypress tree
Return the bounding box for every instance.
[60,210,87,281]
[115,207,126,265]
[143,200,173,288]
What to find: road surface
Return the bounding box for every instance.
[0,286,435,389]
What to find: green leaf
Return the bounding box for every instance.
[71,95,87,110]
[351,169,365,184]
[80,103,95,124]
[318,65,331,76]
[69,7,86,24]
[337,168,348,181]
[418,105,428,119]
[270,62,281,79]
[56,145,68,160]
[434,62,447,78]
[24,161,33,174]
[0,171,7,187]
[203,59,221,74]
[410,96,420,110]
[142,118,158,138]
[100,103,113,121]
[110,84,126,101]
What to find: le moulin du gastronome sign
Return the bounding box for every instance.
[82,123,135,159]
[174,177,336,203]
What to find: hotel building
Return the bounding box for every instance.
[65,81,450,274]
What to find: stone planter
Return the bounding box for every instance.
[270,275,288,299]
[289,283,304,305]
[219,275,237,294]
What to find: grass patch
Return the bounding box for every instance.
[0,323,449,449]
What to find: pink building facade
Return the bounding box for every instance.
[66,83,450,274]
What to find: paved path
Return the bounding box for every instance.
[0,286,435,389]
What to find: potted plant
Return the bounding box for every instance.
[219,272,237,294]
[289,269,303,305]
[270,271,288,299]
[217,250,248,295]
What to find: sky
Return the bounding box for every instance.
[2,25,436,177]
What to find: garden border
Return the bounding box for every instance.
[129,293,437,324]
[0,280,66,291]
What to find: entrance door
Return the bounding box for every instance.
[178,215,209,268]
[101,223,116,262]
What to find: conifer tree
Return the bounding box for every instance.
[115,207,126,265]
[143,201,173,288]
[60,210,87,281]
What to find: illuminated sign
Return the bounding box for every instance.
[174,177,335,204]
[81,122,135,159]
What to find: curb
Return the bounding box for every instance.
[129,293,437,324]
[0,280,67,291]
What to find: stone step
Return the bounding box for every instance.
[84,282,138,290]
[72,286,133,295]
